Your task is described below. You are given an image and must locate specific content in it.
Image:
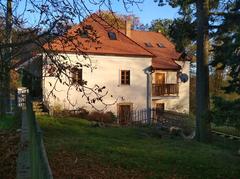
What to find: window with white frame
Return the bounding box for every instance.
[120,70,130,85]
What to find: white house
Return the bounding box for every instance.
[18,14,190,123]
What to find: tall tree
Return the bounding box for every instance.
[195,0,211,141]
[154,0,240,142]
[154,0,212,142]
[97,11,143,30]
[149,19,173,37]
[0,0,12,117]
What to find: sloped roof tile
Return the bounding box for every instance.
[44,14,153,57]
[130,30,181,70]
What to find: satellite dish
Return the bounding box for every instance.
[179,73,189,83]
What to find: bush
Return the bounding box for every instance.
[51,103,63,116]
[53,107,89,118]
[51,105,116,124]
[87,111,116,123]
[68,108,89,118]
[211,96,240,130]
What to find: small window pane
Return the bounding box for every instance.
[157,43,165,48]
[108,32,117,40]
[80,30,88,38]
[144,42,153,47]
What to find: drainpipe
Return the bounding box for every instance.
[144,67,153,124]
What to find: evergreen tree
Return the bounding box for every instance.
[154,0,240,142]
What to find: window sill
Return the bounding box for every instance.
[118,84,131,87]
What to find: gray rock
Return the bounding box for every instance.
[169,126,182,136]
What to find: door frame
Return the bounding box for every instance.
[117,102,133,124]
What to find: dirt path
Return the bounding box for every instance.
[0,131,20,179]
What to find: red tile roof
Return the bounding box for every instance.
[130,30,181,70]
[45,14,184,70]
[44,14,153,58]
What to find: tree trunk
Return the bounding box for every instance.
[2,0,13,114]
[195,0,211,142]
[0,51,5,117]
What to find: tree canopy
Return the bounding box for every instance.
[153,0,239,142]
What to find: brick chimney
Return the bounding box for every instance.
[125,20,131,38]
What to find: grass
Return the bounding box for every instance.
[0,115,18,130]
[212,124,240,137]
[38,115,240,179]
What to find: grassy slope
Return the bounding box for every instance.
[38,116,240,179]
[0,115,18,130]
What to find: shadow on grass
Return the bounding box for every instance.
[38,116,240,179]
[0,115,19,131]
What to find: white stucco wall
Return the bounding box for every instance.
[152,61,190,114]
[42,54,152,114]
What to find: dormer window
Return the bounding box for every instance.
[157,43,165,48]
[108,32,117,40]
[78,25,93,38]
[145,42,153,47]
[79,29,88,38]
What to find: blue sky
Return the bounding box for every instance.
[111,1,179,24]
[87,1,180,25]
[15,1,179,26]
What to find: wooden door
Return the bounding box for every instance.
[156,103,164,114]
[155,103,164,121]
[118,105,131,125]
[155,73,165,84]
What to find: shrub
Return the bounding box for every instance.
[51,103,63,116]
[50,104,116,123]
[87,111,116,123]
[211,96,240,130]
[67,108,89,118]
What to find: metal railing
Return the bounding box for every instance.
[152,84,179,96]
[118,108,164,125]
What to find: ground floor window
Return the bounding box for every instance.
[71,68,82,85]
[156,103,165,111]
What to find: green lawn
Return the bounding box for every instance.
[0,115,18,130]
[38,116,240,179]
[212,124,240,137]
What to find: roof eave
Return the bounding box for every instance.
[44,49,154,58]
